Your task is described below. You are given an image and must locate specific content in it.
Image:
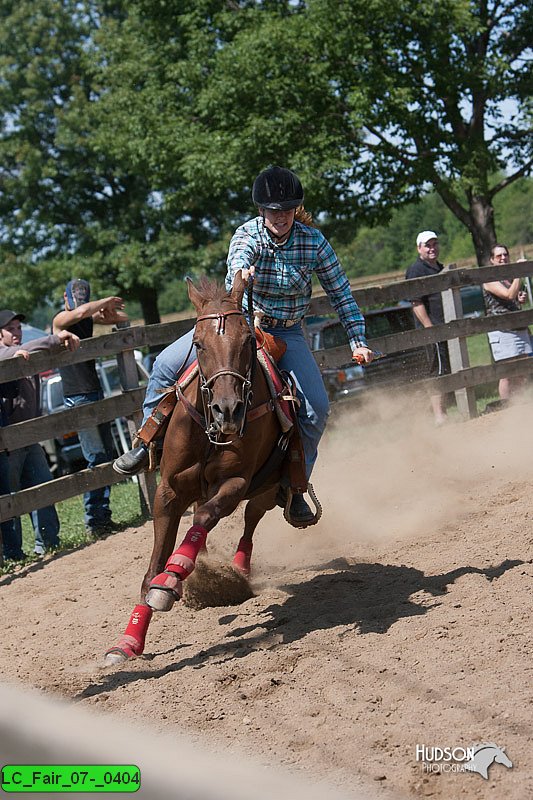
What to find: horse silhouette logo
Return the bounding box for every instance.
[464,743,513,779]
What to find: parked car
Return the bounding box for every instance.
[460,285,485,318]
[40,354,149,476]
[21,323,51,342]
[304,304,428,402]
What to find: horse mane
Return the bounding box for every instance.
[194,277,232,304]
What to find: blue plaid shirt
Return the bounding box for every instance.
[226,217,367,350]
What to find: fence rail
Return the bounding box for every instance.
[1,260,532,526]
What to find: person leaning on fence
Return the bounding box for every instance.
[52,280,128,538]
[0,378,25,561]
[112,165,373,526]
[0,309,80,556]
[405,231,451,426]
[482,244,531,403]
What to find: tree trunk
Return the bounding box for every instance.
[138,286,160,326]
[467,195,497,266]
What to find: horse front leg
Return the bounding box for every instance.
[233,485,278,576]
[104,480,186,666]
[146,477,246,612]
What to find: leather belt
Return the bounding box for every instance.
[261,316,300,329]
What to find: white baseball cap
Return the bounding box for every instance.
[416,230,439,247]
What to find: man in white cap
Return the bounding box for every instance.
[405,231,450,424]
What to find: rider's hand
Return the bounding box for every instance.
[15,349,30,360]
[240,266,256,282]
[352,347,374,365]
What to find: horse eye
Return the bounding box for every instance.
[193,339,203,351]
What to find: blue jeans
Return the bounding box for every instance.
[64,392,113,530]
[142,324,329,478]
[9,444,60,555]
[0,450,24,560]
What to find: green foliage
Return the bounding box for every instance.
[333,177,533,278]
[0,0,531,323]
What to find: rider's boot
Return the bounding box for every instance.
[276,486,315,526]
[288,493,315,526]
[113,444,150,476]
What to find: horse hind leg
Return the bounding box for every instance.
[232,486,278,576]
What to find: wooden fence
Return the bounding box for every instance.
[1,259,532,528]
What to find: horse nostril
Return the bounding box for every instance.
[211,403,223,417]
[233,401,244,420]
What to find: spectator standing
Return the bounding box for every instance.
[53,280,128,537]
[405,231,450,425]
[0,309,80,555]
[0,378,25,560]
[482,244,531,402]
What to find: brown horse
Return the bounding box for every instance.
[105,274,287,665]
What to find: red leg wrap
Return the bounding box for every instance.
[165,525,208,579]
[232,536,253,576]
[107,604,153,659]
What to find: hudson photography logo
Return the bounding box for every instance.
[416,742,513,779]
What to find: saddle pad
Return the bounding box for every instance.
[177,361,199,389]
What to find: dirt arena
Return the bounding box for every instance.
[1,393,531,799]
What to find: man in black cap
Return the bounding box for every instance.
[0,309,80,556]
[0,376,23,560]
[53,280,128,537]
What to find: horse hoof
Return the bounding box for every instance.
[146,587,176,612]
[103,649,129,667]
[232,557,251,577]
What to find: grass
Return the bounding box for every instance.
[1,479,147,575]
[465,331,500,412]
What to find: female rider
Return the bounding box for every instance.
[113,166,373,524]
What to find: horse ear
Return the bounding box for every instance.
[230,271,246,308]
[187,277,204,313]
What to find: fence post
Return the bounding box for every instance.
[115,322,157,516]
[441,264,478,419]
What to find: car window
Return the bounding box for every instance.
[322,324,349,349]
[44,379,64,413]
[365,308,414,338]
[100,362,122,394]
[98,359,149,395]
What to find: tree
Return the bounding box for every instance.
[110,0,532,265]
[0,0,196,322]
[312,0,533,264]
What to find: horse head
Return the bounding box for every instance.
[187,273,255,438]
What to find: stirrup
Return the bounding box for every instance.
[283,483,322,529]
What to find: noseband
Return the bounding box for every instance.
[194,309,255,445]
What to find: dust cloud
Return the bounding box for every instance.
[234,388,533,577]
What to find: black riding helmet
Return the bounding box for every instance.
[252,166,304,210]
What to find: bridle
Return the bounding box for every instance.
[193,308,255,445]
